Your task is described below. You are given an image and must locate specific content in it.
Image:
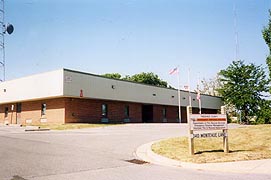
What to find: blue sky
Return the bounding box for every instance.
[4,0,271,89]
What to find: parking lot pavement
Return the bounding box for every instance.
[0,124,25,133]
[0,123,270,180]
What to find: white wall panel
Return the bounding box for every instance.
[0,69,63,104]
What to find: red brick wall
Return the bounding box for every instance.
[153,105,179,123]
[64,98,142,123]
[167,106,179,123]
[0,98,65,125]
[0,97,219,125]
[0,103,17,124]
[129,103,142,123]
[64,98,101,123]
[152,105,161,123]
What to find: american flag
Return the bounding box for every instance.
[169,67,178,75]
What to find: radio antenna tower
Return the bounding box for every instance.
[234,4,239,61]
[0,0,14,82]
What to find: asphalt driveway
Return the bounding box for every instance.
[0,124,270,180]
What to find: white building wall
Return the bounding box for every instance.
[0,69,222,109]
[0,69,64,104]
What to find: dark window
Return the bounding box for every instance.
[162,107,167,118]
[102,104,108,117]
[124,105,129,117]
[4,107,8,118]
[16,103,22,113]
[41,103,46,116]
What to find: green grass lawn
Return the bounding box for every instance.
[152,124,271,163]
[32,123,121,130]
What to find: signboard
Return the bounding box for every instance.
[187,106,229,155]
[193,132,227,138]
[190,114,227,131]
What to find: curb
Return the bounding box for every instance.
[135,140,192,168]
[25,126,50,132]
[135,140,271,174]
[25,128,50,132]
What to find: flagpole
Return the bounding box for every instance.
[177,67,181,123]
[188,68,192,106]
[197,72,202,114]
[169,66,181,123]
[199,98,202,114]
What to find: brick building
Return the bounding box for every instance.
[0,69,223,125]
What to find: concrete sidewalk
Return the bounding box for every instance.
[135,141,271,174]
[0,124,50,132]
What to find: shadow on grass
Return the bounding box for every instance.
[195,149,248,154]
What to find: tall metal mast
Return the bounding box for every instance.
[0,0,14,82]
[0,0,5,82]
[234,4,239,61]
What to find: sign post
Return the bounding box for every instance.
[187,106,194,155]
[221,106,229,153]
[188,106,229,155]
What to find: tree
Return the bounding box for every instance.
[102,72,168,88]
[200,74,222,96]
[218,60,269,124]
[102,73,122,79]
[124,72,168,88]
[262,9,271,83]
[262,10,271,52]
[200,75,239,119]
[256,100,271,124]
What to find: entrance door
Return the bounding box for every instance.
[142,105,153,123]
[16,103,22,124]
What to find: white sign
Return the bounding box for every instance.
[193,132,227,138]
[190,114,227,131]
[187,110,229,155]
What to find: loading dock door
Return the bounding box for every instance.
[142,105,153,123]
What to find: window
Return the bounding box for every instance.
[4,107,8,118]
[124,105,129,117]
[102,104,108,117]
[162,107,167,118]
[41,103,46,116]
[16,103,22,113]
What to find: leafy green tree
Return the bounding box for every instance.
[262,10,271,52]
[124,72,168,88]
[262,9,271,82]
[102,72,168,88]
[102,73,122,79]
[218,60,269,124]
[256,100,271,124]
